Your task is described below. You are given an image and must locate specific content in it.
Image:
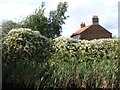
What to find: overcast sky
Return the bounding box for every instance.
[0,0,119,37]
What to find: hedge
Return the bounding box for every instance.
[2,28,52,89]
[50,37,120,88]
[2,29,120,89]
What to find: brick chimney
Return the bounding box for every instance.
[92,15,99,25]
[81,22,85,28]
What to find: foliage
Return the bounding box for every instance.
[1,20,21,37]
[2,28,52,89]
[2,30,120,89]
[22,2,68,39]
[1,2,68,39]
[49,37,119,88]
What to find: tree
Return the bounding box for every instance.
[1,20,21,37]
[1,2,68,39]
[22,2,68,39]
[48,1,68,38]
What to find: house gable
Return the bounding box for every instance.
[79,25,112,40]
[71,16,112,40]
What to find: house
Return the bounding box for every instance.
[70,16,112,40]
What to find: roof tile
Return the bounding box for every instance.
[72,25,92,36]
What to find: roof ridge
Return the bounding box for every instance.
[98,25,112,34]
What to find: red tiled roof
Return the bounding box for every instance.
[71,25,92,36]
[71,24,112,36]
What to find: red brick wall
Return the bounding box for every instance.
[79,25,112,40]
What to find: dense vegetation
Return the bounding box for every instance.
[1,1,120,89]
[1,2,68,39]
[2,28,120,89]
[51,37,120,88]
[2,28,52,89]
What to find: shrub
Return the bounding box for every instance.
[2,32,120,89]
[49,37,119,88]
[2,28,52,89]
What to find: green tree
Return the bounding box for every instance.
[1,2,68,39]
[22,2,68,38]
[1,20,21,37]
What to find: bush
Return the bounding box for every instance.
[2,28,52,89]
[2,32,120,89]
[49,37,119,88]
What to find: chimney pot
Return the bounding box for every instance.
[81,22,85,28]
[92,15,99,25]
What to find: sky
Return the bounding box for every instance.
[0,0,119,37]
